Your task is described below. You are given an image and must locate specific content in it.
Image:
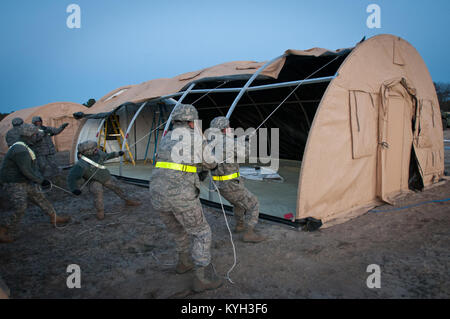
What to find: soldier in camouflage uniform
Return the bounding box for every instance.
[68,140,141,220]
[149,103,223,293]
[5,117,24,147]
[31,116,69,179]
[209,116,266,243]
[0,124,70,243]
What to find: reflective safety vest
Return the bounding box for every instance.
[80,155,106,169]
[155,161,197,173]
[212,172,240,181]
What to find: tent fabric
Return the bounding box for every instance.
[297,34,444,227]
[86,47,352,117]
[0,102,86,158]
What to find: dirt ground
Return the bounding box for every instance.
[0,133,449,299]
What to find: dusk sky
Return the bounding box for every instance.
[0,0,449,113]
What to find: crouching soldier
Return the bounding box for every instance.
[209,116,266,243]
[68,141,141,220]
[0,124,70,243]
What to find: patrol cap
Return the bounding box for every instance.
[171,104,199,122]
[78,140,98,154]
[20,123,39,137]
[11,117,24,127]
[32,116,43,124]
[210,116,230,130]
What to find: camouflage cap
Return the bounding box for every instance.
[210,116,230,130]
[78,140,98,154]
[31,116,42,124]
[11,117,24,127]
[20,123,39,137]
[171,104,198,122]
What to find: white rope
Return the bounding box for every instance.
[209,176,237,284]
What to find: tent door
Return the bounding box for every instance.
[378,79,415,203]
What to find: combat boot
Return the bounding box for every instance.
[192,264,223,293]
[242,227,266,243]
[0,227,14,244]
[176,252,194,274]
[49,213,70,226]
[234,219,246,233]
[125,199,141,207]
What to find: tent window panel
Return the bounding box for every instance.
[416,99,434,149]
[349,91,377,159]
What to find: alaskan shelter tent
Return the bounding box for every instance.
[2,34,444,228]
[0,102,87,165]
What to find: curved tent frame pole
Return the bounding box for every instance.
[225,54,287,119]
[96,118,106,141]
[163,83,196,137]
[119,101,148,176]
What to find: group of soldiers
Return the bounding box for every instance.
[0,116,141,243]
[0,103,266,294]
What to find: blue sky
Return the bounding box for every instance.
[0,0,449,113]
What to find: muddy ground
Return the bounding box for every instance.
[0,132,449,299]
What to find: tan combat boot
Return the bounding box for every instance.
[242,227,266,243]
[176,252,194,274]
[192,264,223,293]
[49,213,70,226]
[234,219,246,233]
[125,199,141,207]
[0,227,14,244]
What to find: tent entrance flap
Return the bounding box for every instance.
[378,78,426,203]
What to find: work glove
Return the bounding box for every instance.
[41,179,51,190]
[72,189,82,196]
[198,171,209,182]
[118,151,125,156]
[61,123,69,129]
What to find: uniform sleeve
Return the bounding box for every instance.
[13,151,44,184]
[67,164,86,192]
[105,152,121,160]
[46,125,64,136]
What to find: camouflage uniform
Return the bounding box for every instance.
[31,116,68,179]
[5,117,24,147]
[0,274,10,299]
[149,104,217,268]
[209,117,262,237]
[0,124,69,241]
[67,140,140,219]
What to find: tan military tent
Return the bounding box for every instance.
[0,102,86,163]
[0,34,444,228]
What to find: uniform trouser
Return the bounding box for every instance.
[2,182,56,233]
[88,178,131,213]
[157,200,212,267]
[36,154,61,179]
[217,179,260,229]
